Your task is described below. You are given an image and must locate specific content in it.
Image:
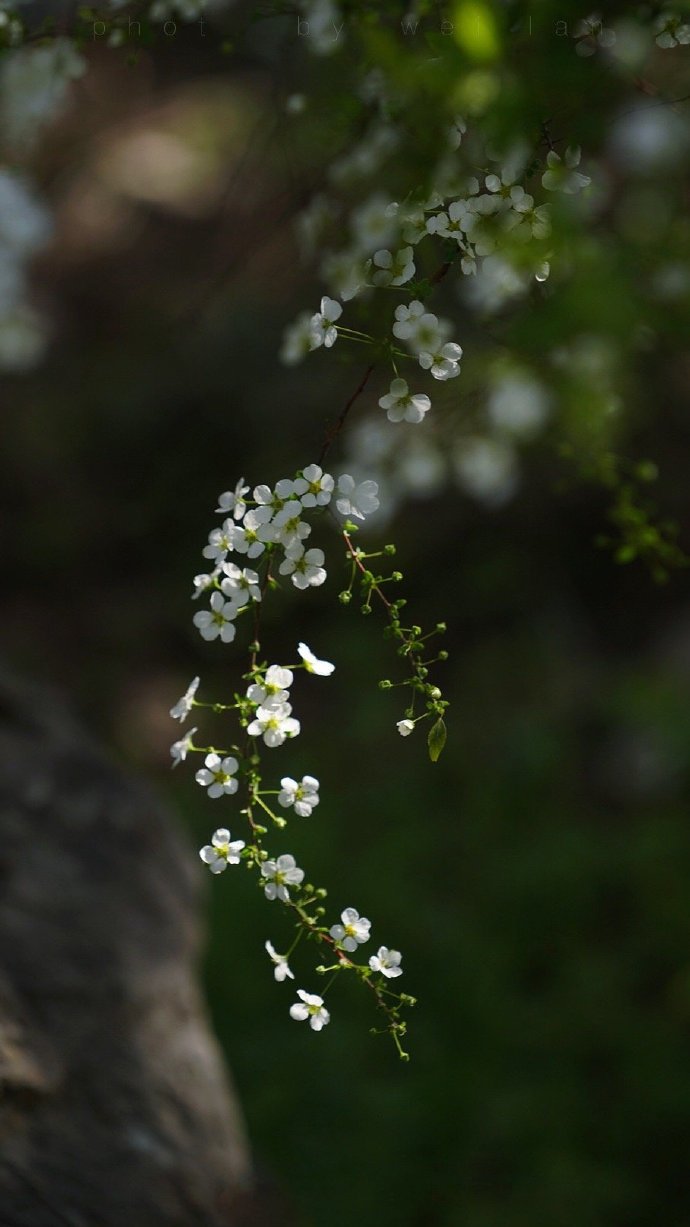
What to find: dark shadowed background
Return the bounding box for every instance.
[3,8,690,1225]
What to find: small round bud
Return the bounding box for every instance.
[384,544,396,555]
[248,641,261,653]
[438,650,449,661]
[392,571,403,582]
[338,590,352,605]
[428,685,442,700]
[361,605,372,615]
[378,679,393,689]
[435,622,447,633]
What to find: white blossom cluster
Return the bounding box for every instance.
[172,661,404,1037]
[166,464,411,1044]
[190,466,380,643]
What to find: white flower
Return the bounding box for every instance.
[378,378,431,424]
[231,507,275,557]
[541,146,591,195]
[265,939,295,981]
[191,569,220,599]
[215,478,249,520]
[247,664,294,708]
[271,501,312,549]
[195,753,239,799]
[310,296,342,348]
[278,774,320,817]
[170,727,197,767]
[369,946,403,978]
[247,702,300,748]
[392,301,449,353]
[199,828,245,874]
[335,474,380,520]
[221,563,262,603]
[397,718,415,737]
[371,246,415,287]
[280,310,320,365]
[261,853,304,901]
[279,544,327,589]
[203,519,235,563]
[170,676,200,722]
[293,463,334,507]
[330,906,371,952]
[289,989,330,1030]
[193,591,239,643]
[418,342,463,381]
[427,198,476,241]
[298,642,335,675]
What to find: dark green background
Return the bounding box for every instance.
[3,6,690,1223]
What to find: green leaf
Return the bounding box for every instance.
[427,718,447,763]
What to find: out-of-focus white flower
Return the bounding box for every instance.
[170,727,197,767]
[542,146,591,194]
[280,311,319,365]
[350,192,397,254]
[0,39,86,149]
[397,719,415,737]
[448,115,466,149]
[453,437,519,507]
[488,371,551,438]
[170,676,200,722]
[654,12,690,48]
[335,474,380,519]
[371,246,415,287]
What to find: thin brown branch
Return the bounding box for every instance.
[317,362,375,466]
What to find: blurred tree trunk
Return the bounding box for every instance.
[0,673,279,1226]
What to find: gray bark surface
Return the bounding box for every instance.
[0,674,282,1226]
